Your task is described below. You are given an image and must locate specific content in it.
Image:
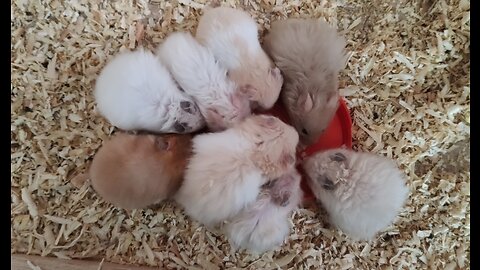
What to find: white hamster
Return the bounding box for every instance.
[94,48,205,133]
[224,170,302,253]
[174,115,299,228]
[302,148,409,241]
[196,6,283,110]
[156,32,251,131]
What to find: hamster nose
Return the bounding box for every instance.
[180,101,195,114]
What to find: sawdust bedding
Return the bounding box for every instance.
[11,0,470,269]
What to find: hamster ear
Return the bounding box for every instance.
[270,67,282,80]
[280,152,296,168]
[257,115,277,129]
[239,85,256,100]
[231,91,251,117]
[297,92,313,113]
[327,92,339,107]
[154,136,172,151]
[272,192,290,207]
[206,108,225,130]
[261,178,278,189]
[180,101,195,114]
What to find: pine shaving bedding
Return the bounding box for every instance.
[11,0,470,269]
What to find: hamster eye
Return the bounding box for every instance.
[318,175,335,191]
[301,128,309,135]
[330,152,347,162]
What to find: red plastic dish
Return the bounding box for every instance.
[262,98,353,201]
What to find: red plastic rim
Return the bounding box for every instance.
[262,97,353,201]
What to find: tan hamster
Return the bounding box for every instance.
[302,148,409,241]
[263,18,348,146]
[196,6,283,110]
[89,132,193,210]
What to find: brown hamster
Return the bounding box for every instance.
[263,18,348,146]
[89,132,193,209]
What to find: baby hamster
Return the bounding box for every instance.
[302,148,409,241]
[156,32,251,131]
[224,170,302,253]
[263,18,348,146]
[196,6,283,110]
[89,132,193,210]
[94,48,205,133]
[174,114,299,227]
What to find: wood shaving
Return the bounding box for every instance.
[12,0,469,269]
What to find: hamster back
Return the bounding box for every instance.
[89,133,192,209]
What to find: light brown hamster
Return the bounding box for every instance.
[89,132,193,210]
[263,18,348,146]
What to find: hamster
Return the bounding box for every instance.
[263,18,348,146]
[224,170,302,253]
[195,6,283,110]
[174,115,299,227]
[302,148,409,241]
[156,32,251,131]
[89,132,193,210]
[94,48,205,133]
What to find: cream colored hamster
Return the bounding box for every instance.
[224,170,302,253]
[302,148,409,241]
[263,18,348,146]
[89,132,193,210]
[174,115,299,227]
[156,32,251,131]
[94,48,205,133]
[196,6,283,110]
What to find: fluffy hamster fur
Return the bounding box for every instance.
[174,115,299,227]
[89,132,193,210]
[302,148,409,241]
[156,32,251,131]
[224,170,303,253]
[263,18,348,146]
[94,48,205,133]
[195,6,283,110]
